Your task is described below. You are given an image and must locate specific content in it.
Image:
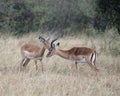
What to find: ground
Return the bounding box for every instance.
[0,33,120,96]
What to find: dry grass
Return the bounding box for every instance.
[0,33,120,96]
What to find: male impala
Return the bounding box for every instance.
[20,34,51,71]
[46,37,99,74]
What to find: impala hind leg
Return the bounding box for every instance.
[85,58,94,70]
[92,60,99,71]
[23,58,30,67]
[20,58,30,71]
[92,62,99,77]
[91,54,99,72]
[86,58,98,73]
[93,64,99,72]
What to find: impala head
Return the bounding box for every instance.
[38,29,62,55]
[46,39,60,57]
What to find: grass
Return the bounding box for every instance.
[0,32,120,96]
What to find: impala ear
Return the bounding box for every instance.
[56,42,60,46]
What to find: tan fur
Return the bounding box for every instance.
[46,46,99,75]
[20,43,45,71]
[20,36,51,71]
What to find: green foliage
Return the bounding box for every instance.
[96,0,120,34]
[0,0,96,35]
[0,0,119,36]
[110,43,120,56]
[0,0,34,35]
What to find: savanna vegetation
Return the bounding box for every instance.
[0,0,120,96]
[0,33,120,96]
[0,0,120,35]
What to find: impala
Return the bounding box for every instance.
[46,37,99,74]
[20,34,51,71]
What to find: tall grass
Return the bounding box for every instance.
[0,32,120,96]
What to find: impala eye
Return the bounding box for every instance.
[57,42,60,46]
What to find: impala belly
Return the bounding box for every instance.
[75,55,88,63]
[79,58,86,63]
[76,56,87,63]
[24,51,42,60]
[24,51,35,59]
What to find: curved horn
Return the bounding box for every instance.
[38,28,46,43]
[51,33,61,48]
[46,31,51,41]
[39,35,45,42]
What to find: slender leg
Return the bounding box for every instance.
[75,61,78,70]
[93,64,99,72]
[20,58,30,71]
[20,58,25,66]
[70,56,75,75]
[20,58,25,71]
[40,60,44,72]
[85,57,95,70]
[75,61,79,75]
[92,62,99,72]
[71,62,74,75]
[34,60,38,70]
[91,61,99,80]
[23,58,30,67]
[86,58,99,75]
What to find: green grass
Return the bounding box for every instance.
[0,33,120,96]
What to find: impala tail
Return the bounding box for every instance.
[91,51,99,71]
[91,51,96,65]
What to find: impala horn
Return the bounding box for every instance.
[46,31,51,41]
[38,28,46,43]
[51,32,61,48]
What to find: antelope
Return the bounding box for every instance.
[46,37,99,75]
[20,33,51,71]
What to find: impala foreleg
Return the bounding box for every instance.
[71,63,74,75]
[70,60,78,75]
[34,59,44,72]
[34,60,38,70]
[75,61,78,70]
[40,61,44,72]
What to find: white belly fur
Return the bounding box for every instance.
[77,58,87,63]
[24,51,35,59]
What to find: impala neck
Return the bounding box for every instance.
[56,48,69,59]
[40,46,46,56]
